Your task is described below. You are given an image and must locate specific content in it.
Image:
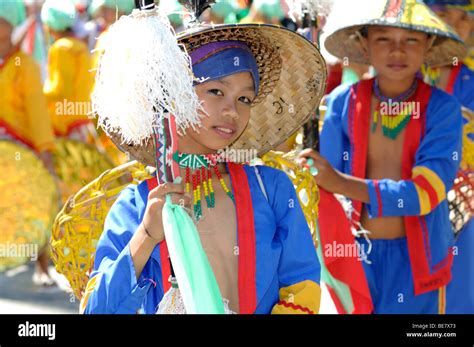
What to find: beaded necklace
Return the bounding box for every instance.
[372,78,418,140]
[420,65,441,86]
[172,152,235,221]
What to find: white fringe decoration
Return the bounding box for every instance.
[91,8,202,146]
[285,0,334,22]
[156,286,236,314]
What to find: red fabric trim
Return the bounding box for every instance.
[398,81,453,295]
[61,119,93,137]
[350,80,372,222]
[146,178,171,293]
[318,188,373,314]
[400,80,428,176]
[420,217,433,268]
[446,64,462,95]
[397,81,429,286]
[413,174,439,210]
[326,285,347,314]
[350,287,375,314]
[159,241,171,293]
[276,300,314,314]
[167,116,180,179]
[227,163,257,314]
[432,247,451,271]
[373,180,383,217]
[0,48,20,69]
[405,222,453,295]
[0,120,37,151]
[24,19,37,55]
[325,62,343,94]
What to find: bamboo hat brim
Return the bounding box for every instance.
[324,0,467,68]
[112,23,327,166]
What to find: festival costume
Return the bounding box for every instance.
[41,0,95,138]
[319,0,465,314]
[41,0,120,204]
[0,50,55,152]
[0,2,58,272]
[422,0,474,314]
[75,0,326,314]
[43,36,94,137]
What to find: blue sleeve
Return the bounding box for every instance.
[453,64,474,112]
[365,90,463,218]
[320,84,351,172]
[82,186,154,314]
[270,170,321,286]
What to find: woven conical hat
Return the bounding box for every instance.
[324,0,466,68]
[112,23,327,166]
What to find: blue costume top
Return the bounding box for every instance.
[81,164,321,314]
[451,63,474,112]
[320,78,462,295]
[445,63,474,313]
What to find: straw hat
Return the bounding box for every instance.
[424,0,474,48]
[108,22,327,166]
[324,0,467,68]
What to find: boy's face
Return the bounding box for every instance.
[179,72,256,154]
[362,26,431,81]
[431,7,471,42]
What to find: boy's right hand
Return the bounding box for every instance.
[142,182,192,242]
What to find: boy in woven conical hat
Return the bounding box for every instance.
[299,0,466,313]
[80,1,326,314]
[422,0,473,109]
[422,0,474,314]
[0,1,57,286]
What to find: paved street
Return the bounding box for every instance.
[0,264,79,314]
[0,262,337,314]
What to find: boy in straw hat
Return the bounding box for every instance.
[80,0,326,314]
[41,0,94,140]
[299,0,466,313]
[422,0,473,110]
[0,1,57,285]
[423,0,474,314]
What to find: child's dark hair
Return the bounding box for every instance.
[359,26,368,38]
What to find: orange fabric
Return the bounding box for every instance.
[44,37,94,136]
[0,50,55,151]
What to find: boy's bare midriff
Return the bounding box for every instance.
[192,167,240,313]
[360,97,407,239]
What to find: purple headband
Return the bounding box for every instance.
[189,40,260,94]
[189,40,253,65]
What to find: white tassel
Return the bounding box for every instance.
[156,286,236,314]
[92,8,202,146]
[285,0,334,22]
